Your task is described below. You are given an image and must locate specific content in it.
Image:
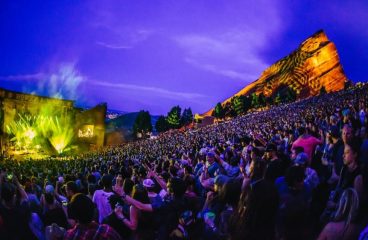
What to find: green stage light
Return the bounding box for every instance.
[6,112,75,155]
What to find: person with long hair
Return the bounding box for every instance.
[217,178,242,238]
[322,138,363,221]
[240,147,267,190]
[318,188,362,240]
[229,179,279,240]
[113,174,124,196]
[115,184,154,240]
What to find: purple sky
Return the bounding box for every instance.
[0,0,367,115]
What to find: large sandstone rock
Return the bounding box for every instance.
[204,30,347,116]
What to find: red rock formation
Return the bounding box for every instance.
[203,30,347,116]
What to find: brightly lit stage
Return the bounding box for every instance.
[0,88,106,159]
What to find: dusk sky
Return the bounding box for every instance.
[0,0,367,115]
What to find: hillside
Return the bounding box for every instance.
[106,112,160,133]
[203,30,347,116]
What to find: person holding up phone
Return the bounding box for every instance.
[102,194,131,239]
[0,174,35,239]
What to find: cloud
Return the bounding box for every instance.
[96,41,132,50]
[131,29,155,43]
[174,1,284,83]
[184,57,260,81]
[90,80,206,101]
[175,29,274,82]
[94,28,154,50]
[41,63,84,100]
[89,2,155,49]
[93,28,155,51]
[0,72,46,81]
[0,63,84,102]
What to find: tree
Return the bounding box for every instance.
[155,115,169,133]
[258,93,266,107]
[223,102,235,118]
[232,96,244,116]
[167,106,181,129]
[319,86,327,95]
[272,84,297,104]
[213,102,225,119]
[181,108,193,126]
[265,96,273,106]
[0,102,3,135]
[284,87,297,102]
[344,81,352,90]
[243,95,252,112]
[133,110,152,137]
[274,93,282,105]
[251,93,259,108]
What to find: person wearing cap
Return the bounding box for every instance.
[41,184,58,211]
[201,174,230,233]
[42,184,68,229]
[203,151,219,179]
[199,151,220,191]
[143,178,163,209]
[264,143,286,182]
[294,152,319,190]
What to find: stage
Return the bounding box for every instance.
[0,88,106,158]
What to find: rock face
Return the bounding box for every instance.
[204,30,347,116]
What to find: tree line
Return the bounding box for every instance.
[133,106,193,137]
[134,84,334,137]
[213,84,308,119]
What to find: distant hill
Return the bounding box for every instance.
[106,112,160,140]
[203,30,347,116]
[106,109,128,120]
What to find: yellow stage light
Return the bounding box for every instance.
[25,129,36,140]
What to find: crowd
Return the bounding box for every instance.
[0,84,368,240]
